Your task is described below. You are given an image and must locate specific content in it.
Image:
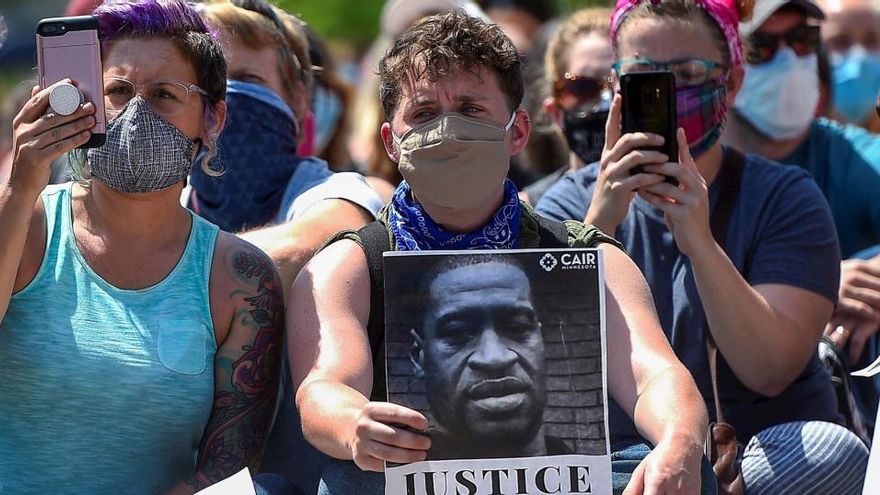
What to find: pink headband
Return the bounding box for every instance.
[610,0,743,67]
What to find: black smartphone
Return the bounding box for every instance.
[620,71,678,185]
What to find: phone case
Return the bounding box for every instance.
[36,16,106,148]
[620,71,678,185]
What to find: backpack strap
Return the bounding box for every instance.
[356,220,392,401]
[535,214,570,248]
[705,147,746,423]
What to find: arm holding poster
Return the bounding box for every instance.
[291,237,708,494]
[601,244,708,494]
[290,239,431,470]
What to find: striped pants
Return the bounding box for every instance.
[742,421,869,495]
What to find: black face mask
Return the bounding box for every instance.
[561,110,608,165]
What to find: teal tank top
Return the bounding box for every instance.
[0,183,219,493]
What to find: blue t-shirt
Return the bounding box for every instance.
[783,118,880,258]
[536,150,843,443]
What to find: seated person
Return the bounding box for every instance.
[524,7,614,206]
[724,0,880,374]
[192,0,384,291]
[820,0,880,133]
[537,0,869,492]
[289,11,716,495]
[0,0,281,491]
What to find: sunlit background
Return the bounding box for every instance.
[0,0,606,105]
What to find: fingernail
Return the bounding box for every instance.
[83,102,95,112]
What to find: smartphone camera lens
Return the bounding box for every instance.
[44,24,58,33]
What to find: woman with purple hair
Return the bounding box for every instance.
[0,0,283,492]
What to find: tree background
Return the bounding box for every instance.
[277,0,610,48]
[0,0,612,110]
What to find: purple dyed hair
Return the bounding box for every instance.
[93,0,227,173]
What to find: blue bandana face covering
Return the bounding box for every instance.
[831,47,880,124]
[189,80,303,232]
[387,178,522,251]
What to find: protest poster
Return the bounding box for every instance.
[194,468,256,495]
[383,249,612,495]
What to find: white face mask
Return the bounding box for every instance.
[734,47,819,140]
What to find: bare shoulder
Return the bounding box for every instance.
[599,242,652,299]
[210,231,284,346]
[297,238,369,298]
[289,239,370,316]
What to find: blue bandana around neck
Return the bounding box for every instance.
[387,179,522,251]
[189,80,303,232]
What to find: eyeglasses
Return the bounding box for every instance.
[103,76,209,118]
[612,58,727,87]
[553,73,610,112]
[746,24,820,65]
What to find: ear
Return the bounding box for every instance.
[380,121,400,163]
[725,65,745,108]
[197,100,227,156]
[544,97,562,128]
[208,100,227,139]
[410,329,425,378]
[507,109,532,157]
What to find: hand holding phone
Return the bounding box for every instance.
[620,71,679,186]
[36,15,105,148]
[8,82,96,193]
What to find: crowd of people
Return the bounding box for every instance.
[1,0,879,493]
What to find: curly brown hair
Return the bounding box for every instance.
[378,10,524,120]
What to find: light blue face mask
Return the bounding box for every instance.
[734,47,819,140]
[832,46,880,124]
[312,84,342,155]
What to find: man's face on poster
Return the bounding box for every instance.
[414,261,546,442]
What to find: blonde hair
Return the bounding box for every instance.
[545,7,613,84]
[201,1,312,103]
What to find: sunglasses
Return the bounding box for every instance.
[553,73,609,112]
[746,24,820,65]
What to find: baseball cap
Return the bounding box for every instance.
[381,0,488,38]
[740,0,826,38]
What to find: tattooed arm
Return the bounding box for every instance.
[165,234,284,493]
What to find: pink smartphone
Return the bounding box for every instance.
[36,15,106,148]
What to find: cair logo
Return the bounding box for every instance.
[539,253,558,272]
[540,251,597,272]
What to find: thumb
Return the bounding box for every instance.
[604,93,623,153]
[623,458,647,495]
[676,128,696,170]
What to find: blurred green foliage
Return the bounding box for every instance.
[275,0,612,48]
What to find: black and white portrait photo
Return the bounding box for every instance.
[383,249,612,495]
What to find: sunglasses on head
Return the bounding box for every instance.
[746,24,820,65]
[553,73,609,112]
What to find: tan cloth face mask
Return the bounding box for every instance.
[393,111,516,209]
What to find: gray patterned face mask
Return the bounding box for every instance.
[87,97,197,193]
